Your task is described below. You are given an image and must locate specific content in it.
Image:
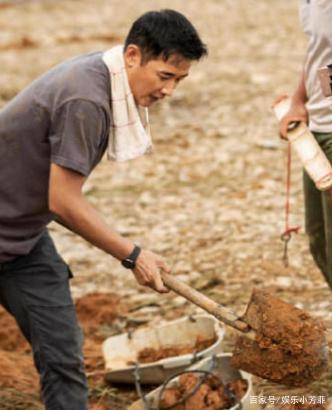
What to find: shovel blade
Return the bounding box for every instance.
[230,289,329,386]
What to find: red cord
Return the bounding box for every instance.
[281,142,300,240]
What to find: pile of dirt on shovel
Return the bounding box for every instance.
[231,290,328,386]
[159,373,247,410]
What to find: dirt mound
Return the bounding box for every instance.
[0,307,37,397]
[76,292,128,374]
[0,349,38,394]
[76,292,127,334]
[0,307,30,352]
[0,292,127,407]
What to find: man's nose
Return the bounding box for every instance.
[161,80,176,96]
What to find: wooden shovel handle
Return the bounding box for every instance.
[161,272,250,333]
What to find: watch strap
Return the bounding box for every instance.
[121,245,141,269]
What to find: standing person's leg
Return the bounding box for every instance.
[0,231,88,410]
[318,132,332,289]
[322,189,332,289]
[303,170,331,287]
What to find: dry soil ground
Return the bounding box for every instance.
[0,0,332,409]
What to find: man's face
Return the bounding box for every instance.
[124,45,192,107]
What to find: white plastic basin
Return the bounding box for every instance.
[103,314,225,384]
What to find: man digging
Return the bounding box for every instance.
[0,10,207,409]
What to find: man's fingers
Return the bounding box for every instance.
[272,94,288,108]
[280,116,300,139]
[134,269,169,293]
[156,261,171,292]
[152,270,169,293]
[157,259,171,273]
[153,283,169,293]
[131,249,171,293]
[280,124,289,140]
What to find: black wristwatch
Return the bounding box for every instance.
[121,245,141,269]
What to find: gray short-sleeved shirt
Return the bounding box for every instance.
[0,52,111,262]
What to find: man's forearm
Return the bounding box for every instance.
[49,162,170,293]
[49,163,135,260]
[292,69,308,105]
[53,197,134,260]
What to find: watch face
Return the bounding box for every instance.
[122,258,135,269]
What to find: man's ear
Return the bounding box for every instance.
[124,44,142,68]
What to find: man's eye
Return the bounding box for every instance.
[159,74,171,80]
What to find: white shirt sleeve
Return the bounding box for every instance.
[299,0,311,36]
[311,0,332,40]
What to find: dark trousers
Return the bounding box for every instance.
[304,131,332,290]
[0,231,88,409]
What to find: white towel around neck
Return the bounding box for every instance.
[102,45,153,162]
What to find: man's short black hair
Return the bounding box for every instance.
[124,9,207,63]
